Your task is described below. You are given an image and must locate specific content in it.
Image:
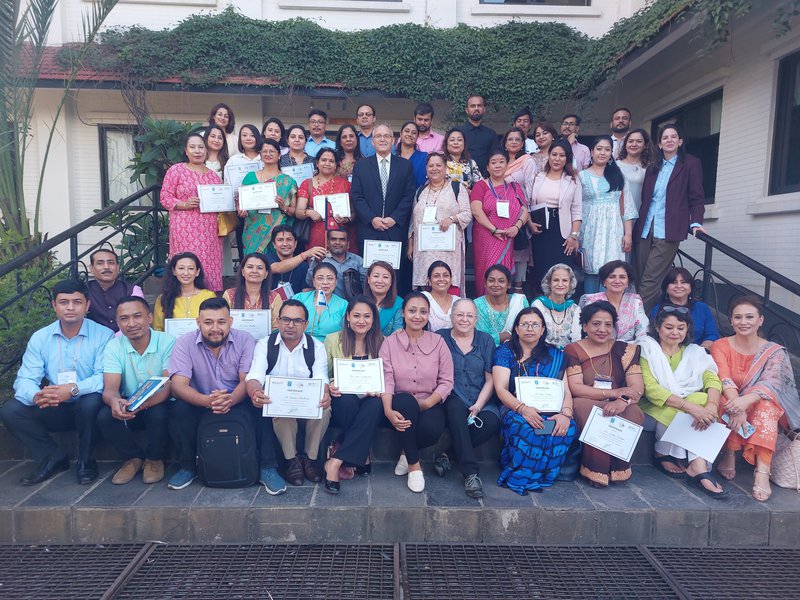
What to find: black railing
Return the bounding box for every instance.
[0,185,166,380]
[678,230,800,350]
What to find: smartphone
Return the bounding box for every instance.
[721,413,756,439]
[534,419,556,436]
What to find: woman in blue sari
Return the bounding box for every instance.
[493,306,577,495]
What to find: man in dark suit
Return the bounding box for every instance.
[351,123,416,292]
[634,124,705,313]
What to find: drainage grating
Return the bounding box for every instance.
[114,544,397,600]
[0,544,145,600]
[647,547,800,600]
[402,545,680,600]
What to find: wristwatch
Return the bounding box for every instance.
[69,384,79,397]
[570,231,580,239]
[620,394,631,405]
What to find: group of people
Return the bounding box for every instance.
[3,240,799,503]
[2,97,798,504]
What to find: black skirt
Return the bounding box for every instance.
[530,207,578,289]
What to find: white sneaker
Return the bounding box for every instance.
[394,454,409,476]
[407,470,425,493]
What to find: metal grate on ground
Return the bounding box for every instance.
[114,544,397,600]
[647,547,800,600]
[0,544,145,600]
[402,545,680,600]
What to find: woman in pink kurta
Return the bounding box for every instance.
[160,133,224,291]
[469,150,529,296]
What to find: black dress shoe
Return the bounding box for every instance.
[21,457,69,486]
[76,459,98,485]
[300,454,323,483]
[284,457,305,486]
[355,463,372,477]
[324,478,340,494]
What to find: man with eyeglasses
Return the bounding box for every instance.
[559,114,591,170]
[305,229,366,298]
[305,109,336,158]
[436,299,501,498]
[166,297,265,490]
[246,300,331,487]
[351,123,416,293]
[355,104,379,157]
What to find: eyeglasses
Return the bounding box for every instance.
[314,276,336,283]
[561,121,578,127]
[373,134,393,140]
[661,305,690,315]
[453,313,476,320]
[278,316,307,326]
[518,322,542,330]
[308,120,326,126]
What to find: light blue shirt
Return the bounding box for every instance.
[358,132,395,158]
[102,329,176,398]
[305,137,336,158]
[641,156,677,240]
[14,318,114,406]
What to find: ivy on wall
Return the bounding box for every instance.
[73,0,794,115]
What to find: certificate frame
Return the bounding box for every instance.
[282,163,314,186]
[578,405,643,463]
[230,309,272,341]
[333,358,385,395]
[515,376,564,412]
[239,181,278,211]
[363,240,402,270]
[197,184,235,213]
[264,376,324,419]
[224,160,261,191]
[417,224,456,252]
[313,193,351,218]
[164,318,198,338]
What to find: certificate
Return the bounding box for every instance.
[239,182,278,211]
[264,376,324,419]
[363,240,402,269]
[660,412,731,463]
[127,377,169,412]
[333,358,385,395]
[515,376,564,412]
[579,405,643,463]
[197,185,235,213]
[164,318,198,338]
[230,309,271,340]
[417,224,456,252]
[224,160,260,191]
[282,163,314,186]
[313,193,351,218]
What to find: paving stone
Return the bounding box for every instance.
[370,507,426,542]
[14,507,71,544]
[251,507,311,543]
[132,480,203,507]
[424,466,482,508]
[312,475,369,507]
[0,460,21,477]
[76,475,149,508]
[310,507,368,543]
[0,509,11,541]
[20,469,96,507]
[189,507,250,543]
[481,508,539,544]
[426,507,483,542]
[252,485,313,507]
[651,509,710,546]
[72,508,135,543]
[768,511,800,546]
[537,510,597,545]
[582,477,651,510]
[0,462,43,507]
[369,463,425,507]
[132,507,189,543]
[191,485,258,508]
[597,510,654,545]
[534,480,594,510]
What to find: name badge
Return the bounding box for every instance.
[496,201,510,219]
[57,371,78,385]
[593,378,613,390]
[423,206,438,223]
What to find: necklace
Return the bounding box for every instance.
[181,289,199,317]
[486,296,509,334]
[584,340,614,380]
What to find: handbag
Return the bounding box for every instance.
[556,439,582,481]
[292,179,315,244]
[770,430,800,490]
[218,211,239,237]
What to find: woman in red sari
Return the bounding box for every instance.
[295,147,357,253]
[470,150,529,296]
[711,296,800,502]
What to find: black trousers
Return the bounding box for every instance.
[444,399,501,476]
[0,394,104,462]
[330,393,382,467]
[390,393,446,465]
[249,404,279,469]
[96,401,170,461]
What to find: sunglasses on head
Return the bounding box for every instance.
[661,305,689,315]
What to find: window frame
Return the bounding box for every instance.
[769,49,800,196]
[98,124,139,209]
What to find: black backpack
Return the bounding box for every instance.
[265,331,316,376]
[340,268,364,301]
[196,408,258,488]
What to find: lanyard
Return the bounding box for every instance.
[57,335,83,373]
[488,181,510,202]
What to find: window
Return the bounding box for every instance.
[770,50,800,195]
[99,125,144,208]
[652,89,722,204]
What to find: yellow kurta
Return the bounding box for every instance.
[153,289,217,331]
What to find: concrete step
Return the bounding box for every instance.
[1,456,798,547]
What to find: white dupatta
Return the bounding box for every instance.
[638,336,718,398]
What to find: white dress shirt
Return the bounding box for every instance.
[246,333,329,387]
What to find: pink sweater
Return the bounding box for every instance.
[380,329,454,401]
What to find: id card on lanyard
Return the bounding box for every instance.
[490,181,511,219]
[57,336,81,385]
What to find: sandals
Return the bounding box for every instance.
[654,455,685,479]
[717,451,736,481]
[686,471,727,499]
[752,468,772,502]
